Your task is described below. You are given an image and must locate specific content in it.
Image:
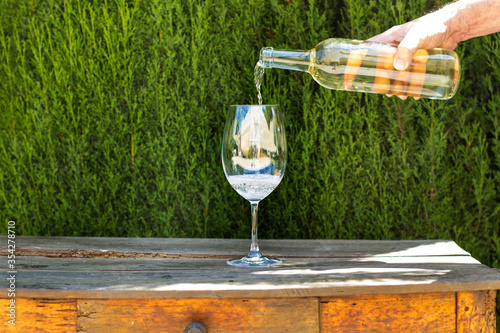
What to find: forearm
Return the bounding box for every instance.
[443,0,500,42]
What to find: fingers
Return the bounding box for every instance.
[406,49,428,98]
[342,48,369,91]
[371,49,394,95]
[369,19,421,71]
[389,49,428,99]
[389,64,411,96]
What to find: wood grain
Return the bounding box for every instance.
[457,290,497,333]
[0,236,471,258]
[320,293,456,332]
[0,298,76,332]
[3,254,500,299]
[77,298,319,333]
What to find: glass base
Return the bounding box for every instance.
[227,255,282,267]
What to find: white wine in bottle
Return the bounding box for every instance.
[258,38,460,99]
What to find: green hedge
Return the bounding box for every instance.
[1,0,499,270]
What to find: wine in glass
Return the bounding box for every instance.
[222,105,287,267]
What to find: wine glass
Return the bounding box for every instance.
[222,105,287,267]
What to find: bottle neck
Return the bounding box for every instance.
[259,47,311,72]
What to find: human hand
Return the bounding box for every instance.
[366,0,500,100]
[367,11,462,72]
[367,10,464,100]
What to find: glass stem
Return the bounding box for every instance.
[249,202,261,257]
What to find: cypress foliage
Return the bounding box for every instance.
[1,0,499,284]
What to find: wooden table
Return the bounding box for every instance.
[1,237,500,332]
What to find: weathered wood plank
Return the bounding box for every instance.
[2,256,500,299]
[457,290,497,333]
[6,251,483,271]
[76,298,319,333]
[0,298,76,332]
[0,236,471,258]
[320,293,456,332]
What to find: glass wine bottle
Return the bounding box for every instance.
[258,38,460,99]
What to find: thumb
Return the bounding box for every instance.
[393,45,416,71]
[393,30,421,70]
